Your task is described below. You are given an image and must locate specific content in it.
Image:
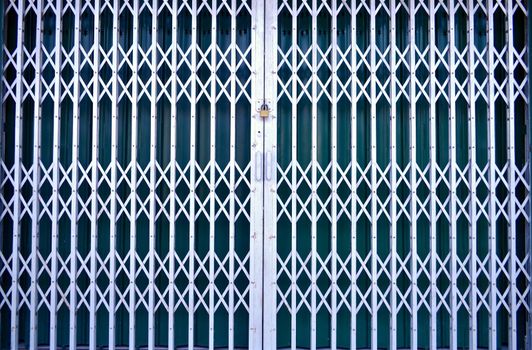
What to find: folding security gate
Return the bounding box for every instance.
[262,1,532,349]
[0,0,264,348]
[0,0,531,349]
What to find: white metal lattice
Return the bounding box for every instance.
[0,0,263,349]
[263,0,531,349]
[1,0,531,349]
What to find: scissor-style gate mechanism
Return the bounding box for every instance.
[0,0,531,349]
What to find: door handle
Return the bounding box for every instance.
[265,151,273,181]
[255,151,262,181]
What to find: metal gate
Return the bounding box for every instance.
[0,0,531,349]
[0,0,264,348]
[262,0,532,349]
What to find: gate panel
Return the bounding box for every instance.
[263,0,531,349]
[0,0,263,349]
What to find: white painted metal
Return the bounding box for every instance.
[250,0,265,348]
[466,1,477,348]
[0,1,531,349]
[69,1,82,348]
[129,1,139,349]
[188,0,197,348]
[448,0,458,348]
[310,1,318,349]
[330,0,338,348]
[208,1,217,347]
[428,1,438,348]
[29,1,44,349]
[50,0,63,348]
[487,0,498,348]
[229,1,237,348]
[148,1,158,349]
[10,0,25,349]
[350,2,358,348]
[408,0,418,348]
[290,0,297,348]
[169,1,178,349]
[389,1,398,349]
[263,0,276,347]
[263,0,529,349]
[505,1,517,348]
[369,1,378,348]
[89,1,101,349]
[109,1,119,348]
[1,0,261,348]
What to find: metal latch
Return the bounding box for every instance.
[259,102,270,119]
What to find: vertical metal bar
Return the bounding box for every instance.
[148,0,158,348]
[466,0,477,347]
[486,0,498,347]
[188,0,197,347]
[109,0,119,347]
[69,0,82,347]
[389,0,398,348]
[229,1,236,348]
[291,0,298,347]
[50,0,63,347]
[169,0,178,349]
[209,1,217,348]
[29,1,44,348]
[428,0,438,348]
[350,0,358,347]
[408,0,418,347]
[0,0,4,229]
[10,0,25,348]
[129,0,139,348]
[448,0,458,348]
[89,0,101,348]
[331,0,338,348]
[0,10,3,343]
[505,0,517,347]
[528,4,532,347]
[528,2,532,346]
[262,1,274,350]
[369,1,378,349]
[311,0,318,347]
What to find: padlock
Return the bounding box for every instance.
[259,102,269,118]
